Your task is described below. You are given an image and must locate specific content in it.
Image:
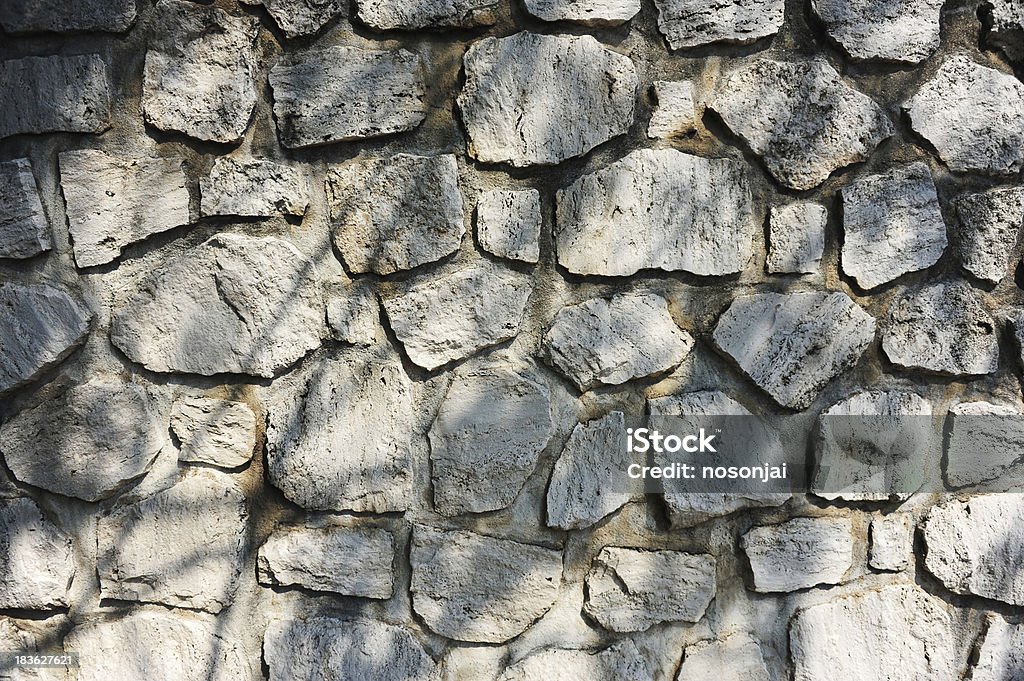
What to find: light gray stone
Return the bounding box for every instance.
[647,80,697,139]
[0,616,69,681]
[0,0,135,33]
[270,46,426,149]
[60,149,190,268]
[257,524,394,598]
[0,159,50,260]
[524,0,639,25]
[710,59,893,190]
[0,55,110,139]
[870,514,912,572]
[240,0,345,37]
[430,365,553,515]
[543,292,694,392]
[411,526,562,643]
[327,285,379,345]
[555,149,755,276]
[654,0,784,49]
[811,0,942,63]
[326,154,465,275]
[458,32,637,167]
[905,56,1024,175]
[742,517,854,592]
[381,261,532,371]
[584,547,716,632]
[110,233,326,378]
[476,189,541,264]
[712,292,876,409]
[954,186,1024,284]
[973,615,1024,681]
[767,203,826,274]
[945,401,1024,489]
[982,0,1024,63]
[200,157,309,218]
[170,396,256,469]
[677,633,770,681]
[499,641,650,681]
[357,0,498,29]
[0,499,74,610]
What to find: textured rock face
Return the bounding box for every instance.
[381,261,532,371]
[790,585,955,681]
[555,149,755,276]
[543,292,694,391]
[171,396,256,469]
[0,55,110,139]
[200,157,309,218]
[430,366,553,515]
[142,0,259,144]
[713,292,876,409]
[647,80,697,139]
[840,163,947,290]
[982,0,1024,63]
[240,0,345,37]
[710,59,893,190]
[266,347,413,513]
[499,641,650,681]
[0,616,69,680]
[584,547,716,632]
[905,56,1024,175]
[258,525,394,598]
[458,33,637,167]
[0,498,74,610]
[97,469,247,613]
[882,282,998,376]
[411,526,562,643]
[357,0,498,29]
[327,285,378,345]
[110,233,326,378]
[811,0,942,63]
[0,0,135,33]
[60,149,190,267]
[945,401,1024,488]
[954,186,1024,284]
[973,616,1024,681]
[270,46,426,149]
[654,0,783,49]
[677,634,770,681]
[870,514,912,572]
[476,189,541,264]
[524,0,639,25]
[767,203,826,274]
[326,154,465,275]
[742,517,854,592]
[0,158,51,259]
[1,377,164,501]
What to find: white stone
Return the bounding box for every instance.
[870,514,912,572]
[946,401,1024,489]
[647,80,697,139]
[240,0,345,37]
[171,396,256,469]
[654,0,784,49]
[742,517,854,592]
[200,157,309,218]
[357,0,498,29]
[954,186,1024,284]
[327,285,379,345]
[476,189,541,264]
[0,55,110,138]
[0,159,51,259]
[677,633,770,681]
[767,203,826,274]
[982,0,1024,63]
[524,0,638,25]
[499,641,650,681]
[0,0,135,33]
[0,616,70,681]
[972,615,1024,681]
[811,0,943,63]
[0,499,74,610]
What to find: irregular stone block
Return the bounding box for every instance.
[0,615,70,680]
[945,401,1024,489]
[677,633,770,681]
[555,149,755,276]
[0,158,51,259]
[0,0,135,33]
[870,514,912,572]
[476,189,541,264]
[0,55,110,139]
[357,0,498,29]
[981,0,1024,64]
[973,615,1024,681]
[327,154,465,274]
[954,186,1024,284]
[710,59,893,190]
[767,202,826,274]
[411,526,562,643]
[712,292,876,410]
[647,80,697,139]
[170,396,256,469]
[653,0,784,49]
[0,498,74,610]
[524,0,639,25]
[499,640,650,681]
[458,32,637,167]
[742,517,854,592]
[200,157,309,218]
[270,46,426,149]
[327,285,379,345]
[60,149,190,268]
[240,0,345,37]
[811,0,942,63]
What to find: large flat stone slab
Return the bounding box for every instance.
[0,55,110,138]
[0,498,74,610]
[477,189,541,264]
[811,0,943,63]
[945,401,1024,489]
[524,0,639,26]
[767,202,827,274]
[200,157,309,218]
[0,158,51,259]
[742,517,854,592]
[954,186,1024,284]
[171,396,256,469]
[654,0,784,49]
[357,0,498,29]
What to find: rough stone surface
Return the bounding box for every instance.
[767,202,826,274]
[240,0,345,37]
[357,0,498,29]
[0,498,74,610]
[458,32,637,167]
[0,616,69,680]
[954,186,1024,284]
[972,615,1024,681]
[60,149,190,267]
[0,54,110,138]
[555,149,755,276]
[498,641,650,681]
[905,56,1024,175]
[524,0,638,25]
[326,154,465,274]
[882,282,999,376]
[170,396,256,469]
[110,233,326,378]
[0,0,135,33]
[946,401,1024,489]
[653,0,784,49]
[713,292,876,409]
[677,633,770,681]
[200,157,309,218]
[543,292,694,391]
[270,46,426,149]
[257,525,394,598]
[647,80,697,139]
[710,59,894,190]
[0,158,51,259]
[811,0,942,63]
[476,189,541,264]
[742,517,854,592]
[430,365,553,515]
[982,0,1024,63]
[584,547,716,632]
[870,514,912,572]
[840,163,947,290]
[327,285,379,345]
[410,526,562,643]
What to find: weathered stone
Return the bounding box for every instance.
[357,0,497,29]
[584,547,715,632]
[840,163,947,290]
[0,499,74,610]
[677,633,770,681]
[326,154,465,274]
[476,189,541,264]
[381,261,532,371]
[710,59,893,190]
[524,0,638,25]
[0,0,135,33]
[265,347,413,512]
[411,526,561,643]
[270,46,426,149]
[882,282,999,376]
[767,203,826,274]
[499,641,650,681]
[982,0,1024,63]
[0,616,69,681]
[946,401,1024,489]
[647,80,697,139]
[0,159,51,260]
[543,292,694,392]
[742,517,854,592]
[1,377,164,501]
[257,524,394,598]
[60,149,190,267]
[653,0,784,49]
[265,618,433,681]
[811,0,942,63]
[713,292,876,409]
[905,56,1024,175]
[200,157,309,218]
[240,0,345,37]
[110,233,326,378]
[555,149,755,276]
[458,33,637,167]
[954,186,1024,284]
[0,55,110,139]
[430,366,553,515]
[870,514,912,572]
[142,0,259,144]
[170,396,256,469]
[790,585,955,681]
[972,615,1024,681]
[97,469,247,613]
[327,285,379,345]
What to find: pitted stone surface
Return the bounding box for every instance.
[945,401,1024,489]
[811,0,942,63]
[0,498,74,610]
[411,526,562,643]
[498,641,650,681]
[270,46,426,149]
[973,615,1024,681]
[327,285,379,345]
[982,0,1024,63]
[954,186,1024,284]
[713,292,876,409]
[767,203,826,274]
[653,0,784,49]
[0,159,51,259]
[677,633,770,681]
[647,80,697,139]
[170,396,256,469]
[742,517,854,592]
[458,32,637,167]
[0,55,110,138]
[0,0,135,33]
[240,0,345,37]
[477,189,541,264]
[524,0,639,25]
[357,0,498,29]
[326,154,465,275]
[200,157,309,218]
[555,149,755,276]
[710,59,893,190]
[870,514,912,572]
[0,616,69,680]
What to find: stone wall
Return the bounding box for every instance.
[0,0,1023,678]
